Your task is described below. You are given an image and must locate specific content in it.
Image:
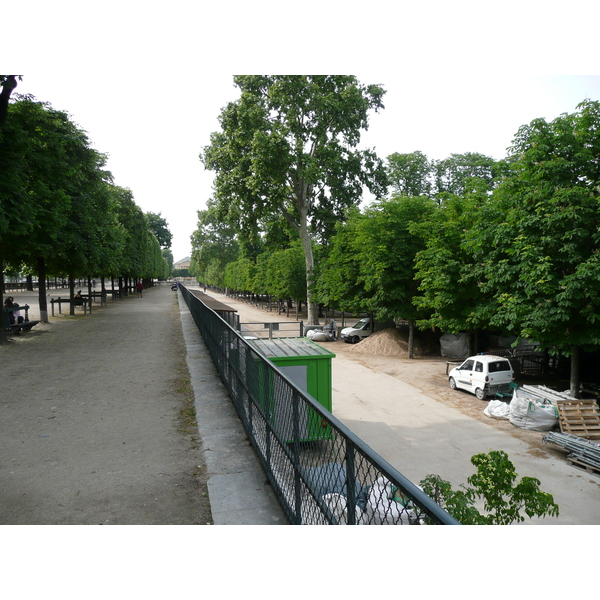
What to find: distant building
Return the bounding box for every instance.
[174,256,191,270]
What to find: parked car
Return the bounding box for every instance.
[340,318,395,344]
[448,355,515,400]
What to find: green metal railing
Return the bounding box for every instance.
[180,284,458,525]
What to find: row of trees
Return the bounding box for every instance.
[1,77,172,331]
[191,75,600,396]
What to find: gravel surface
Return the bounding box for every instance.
[0,285,212,525]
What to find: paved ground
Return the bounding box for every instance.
[0,285,212,525]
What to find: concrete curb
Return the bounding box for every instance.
[178,293,287,525]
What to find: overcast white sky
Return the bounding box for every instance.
[6,2,600,264]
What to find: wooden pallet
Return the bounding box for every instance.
[566,455,600,477]
[556,399,600,440]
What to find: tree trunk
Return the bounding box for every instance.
[466,331,473,357]
[0,243,6,343]
[408,320,415,359]
[37,257,49,322]
[69,275,75,315]
[570,345,581,398]
[297,199,319,325]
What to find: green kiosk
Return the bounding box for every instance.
[246,337,336,443]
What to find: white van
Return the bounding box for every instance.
[340,318,394,344]
[448,355,515,400]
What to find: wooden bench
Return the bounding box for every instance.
[50,296,93,316]
[3,305,41,335]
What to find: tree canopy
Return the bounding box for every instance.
[200,75,388,324]
[1,91,170,325]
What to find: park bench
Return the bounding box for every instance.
[50,296,94,316]
[2,305,41,335]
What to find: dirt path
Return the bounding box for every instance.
[0,285,211,524]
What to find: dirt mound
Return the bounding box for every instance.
[350,327,418,357]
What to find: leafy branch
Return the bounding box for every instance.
[420,450,559,525]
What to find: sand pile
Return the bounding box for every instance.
[349,327,421,357]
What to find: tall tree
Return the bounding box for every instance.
[355,195,436,357]
[1,96,90,320]
[433,152,497,197]
[146,211,172,249]
[413,181,494,356]
[190,202,240,287]
[386,151,433,197]
[471,100,600,396]
[201,75,388,324]
[0,76,20,341]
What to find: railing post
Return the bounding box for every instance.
[292,389,302,524]
[345,441,357,525]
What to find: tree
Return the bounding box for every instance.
[264,242,307,316]
[355,195,436,357]
[471,100,600,396]
[201,75,388,324]
[190,202,240,287]
[146,211,172,249]
[315,207,372,316]
[413,181,494,355]
[1,95,95,320]
[386,151,433,197]
[0,76,21,342]
[420,450,559,525]
[433,152,497,197]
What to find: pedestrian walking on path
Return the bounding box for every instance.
[136,280,144,297]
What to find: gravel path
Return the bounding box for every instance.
[0,285,211,525]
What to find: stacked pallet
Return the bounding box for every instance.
[556,399,600,441]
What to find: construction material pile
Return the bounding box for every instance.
[349,328,420,357]
[486,383,600,473]
[543,431,600,473]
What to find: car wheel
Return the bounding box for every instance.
[352,336,361,344]
[449,377,457,390]
[475,387,486,400]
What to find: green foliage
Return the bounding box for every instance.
[223,257,255,292]
[413,181,494,335]
[433,152,497,197]
[1,95,167,282]
[146,212,173,249]
[420,450,559,525]
[386,151,433,197]
[385,150,497,202]
[314,207,370,314]
[190,202,240,286]
[201,75,388,323]
[357,195,436,322]
[467,100,600,389]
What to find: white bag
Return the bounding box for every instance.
[509,392,558,431]
[367,477,422,525]
[484,400,511,420]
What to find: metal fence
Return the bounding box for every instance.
[239,321,305,339]
[179,284,458,525]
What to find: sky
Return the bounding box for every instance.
[5,3,600,265]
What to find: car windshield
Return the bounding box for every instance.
[353,320,368,328]
[489,361,510,373]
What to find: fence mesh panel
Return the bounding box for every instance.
[180,285,458,525]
